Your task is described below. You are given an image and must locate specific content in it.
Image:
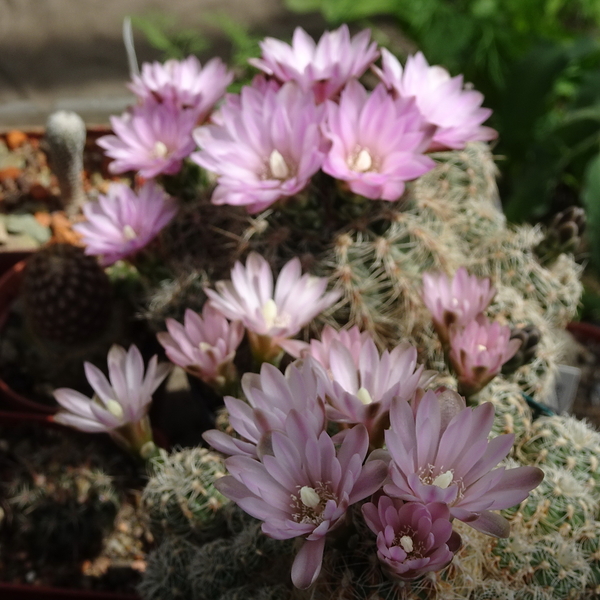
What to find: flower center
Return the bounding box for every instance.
[153,141,169,158]
[356,387,373,405]
[122,225,138,241]
[105,399,124,419]
[399,535,413,553]
[418,465,464,499]
[199,342,215,353]
[261,299,291,330]
[291,482,337,526]
[477,343,488,352]
[432,470,454,489]
[392,529,424,559]
[268,149,290,180]
[349,147,374,173]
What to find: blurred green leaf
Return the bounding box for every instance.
[131,13,209,59]
[582,152,600,268]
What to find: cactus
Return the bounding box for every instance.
[22,243,113,346]
[45,110,87,216]
[7,467,119,563]
[473,378,533,441]
[142,447,229,539]
[137,143,586,598]
[505,464,598,535]
[145,144,580,406]
[137,535,199,600]
[519,415,600,492]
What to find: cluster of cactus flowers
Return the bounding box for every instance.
[40,22,600,600]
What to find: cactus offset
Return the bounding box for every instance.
[45,110,87,215]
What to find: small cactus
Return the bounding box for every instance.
[22,243,112,345]
[7,467,119,563]
[137,535,198,600]
[45,110,87,215]
[142,447,229,539]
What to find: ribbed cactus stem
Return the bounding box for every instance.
[45,110,87,216]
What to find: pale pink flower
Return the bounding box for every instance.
[374,49,497,150]
[291,324,371,367]
[192,81,327,213]
[53,345,171,457]
[98,101,197,178]
[74,182,178,266]
[203,358,329,459]
[129,56,233,121]
[448,317,522,397]
[384,391,543,537]
[157,303,243,391]
[215,410,388,588]
[362,496,461,579]
[249,25,379,103]
[422,267,496,345]
[320,337,423,444]
[322,80,435,201]
[204,253,340,361]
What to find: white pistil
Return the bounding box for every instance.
[153,141,169,158]
[477,343,488,352]
[262,299,278,329]
[122,225,138,241]
[357,387,373,405]
[351,148,373,173]
[106,399,124,419]
[269,149,290,180]
[199,342,214,353]
[300,486,321,508]
[399,535,414,553]
[432,470,453,489]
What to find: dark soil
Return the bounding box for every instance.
[0,420,151,593]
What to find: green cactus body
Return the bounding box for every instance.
[504,465,598,535]
[143,447,229,539]
[474,378,533,441]
[519,416,600,492]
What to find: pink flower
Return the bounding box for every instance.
[422,267,496,346]
[53,345,171,457]
[322,81,435,201]
[204,253,340,361]
[362,496,461,579]
[73,182,178,266]
[291,324,371,367]
[215,410,388,588]
[319,336,423,443]
[249,25,379,103]
[384,391,543,537]
[98,101,197,178]
[157,304,244,391]
[203,358,329,459]
[192,81,328,213]
[129,56,233,122]
[374,49,497,150]
[448,317,522,397]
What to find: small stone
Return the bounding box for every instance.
[5,130,28,150]
[0,166,22,182]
